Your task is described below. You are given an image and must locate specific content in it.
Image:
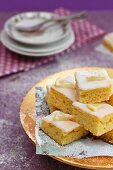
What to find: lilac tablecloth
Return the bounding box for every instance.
[1,11,113,170]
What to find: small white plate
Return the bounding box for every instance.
[1,30,75,57]
[4,12,71,45]
[1,29,73,53]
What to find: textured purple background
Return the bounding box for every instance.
[1,11,113,170]
[1,0,113,11]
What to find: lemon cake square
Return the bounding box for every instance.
[47,76,77,114]
[41,111,88,146]
[103,32,113,51]
[75,69,112,103]
[72,102,113,136]
[47,85,77,114]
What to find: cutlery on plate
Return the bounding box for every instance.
[13,12,88,32]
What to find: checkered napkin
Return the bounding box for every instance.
[0,8,105,77]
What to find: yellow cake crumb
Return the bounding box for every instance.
[47,85,77,114]
[100,129,113,144]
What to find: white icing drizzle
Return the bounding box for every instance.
[42,111,80,132]
[73,101,113,118]
[55,76,76,89]
[75,69,112,90]
[52,86,77,102]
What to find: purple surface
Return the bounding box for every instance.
[1,11,113,170]
[1,0,113,11]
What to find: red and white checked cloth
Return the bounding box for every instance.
[0,8,105,77]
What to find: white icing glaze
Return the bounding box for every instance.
[65,76,75,84]
[46,84,52,92]
[52,86,77,102]
[42,111,80,132]
[53,121,80,132]
[73,101,113,118]
[46,76,77,101]
[75,69,111,90]
[55,76,76,89]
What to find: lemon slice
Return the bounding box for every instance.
[86,104,102,111]
[55,76,75,89]
[53,111,74,121]
[87,76,105,81]
[87,70,106,81]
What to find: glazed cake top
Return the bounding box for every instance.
[54,76,76,102]
[53,86,77,102]
[47,76,77,102]
[55,76,75,89]
[42,111,80,132]
[75,69,111,90]
[73,101,113,119]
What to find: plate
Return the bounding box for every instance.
[1,29,75,57]
[4,11,71,45]
[1,30,74,57]
[20,67,113,169]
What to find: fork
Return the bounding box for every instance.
[14,12,88,32]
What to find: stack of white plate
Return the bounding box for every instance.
[1,12,75,57]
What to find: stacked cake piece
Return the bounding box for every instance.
[41,69,113,145]
[41,111,88,145]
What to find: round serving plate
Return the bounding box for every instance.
[4,11,72,45]
[1,29,75,57]
[20,67,113,169]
